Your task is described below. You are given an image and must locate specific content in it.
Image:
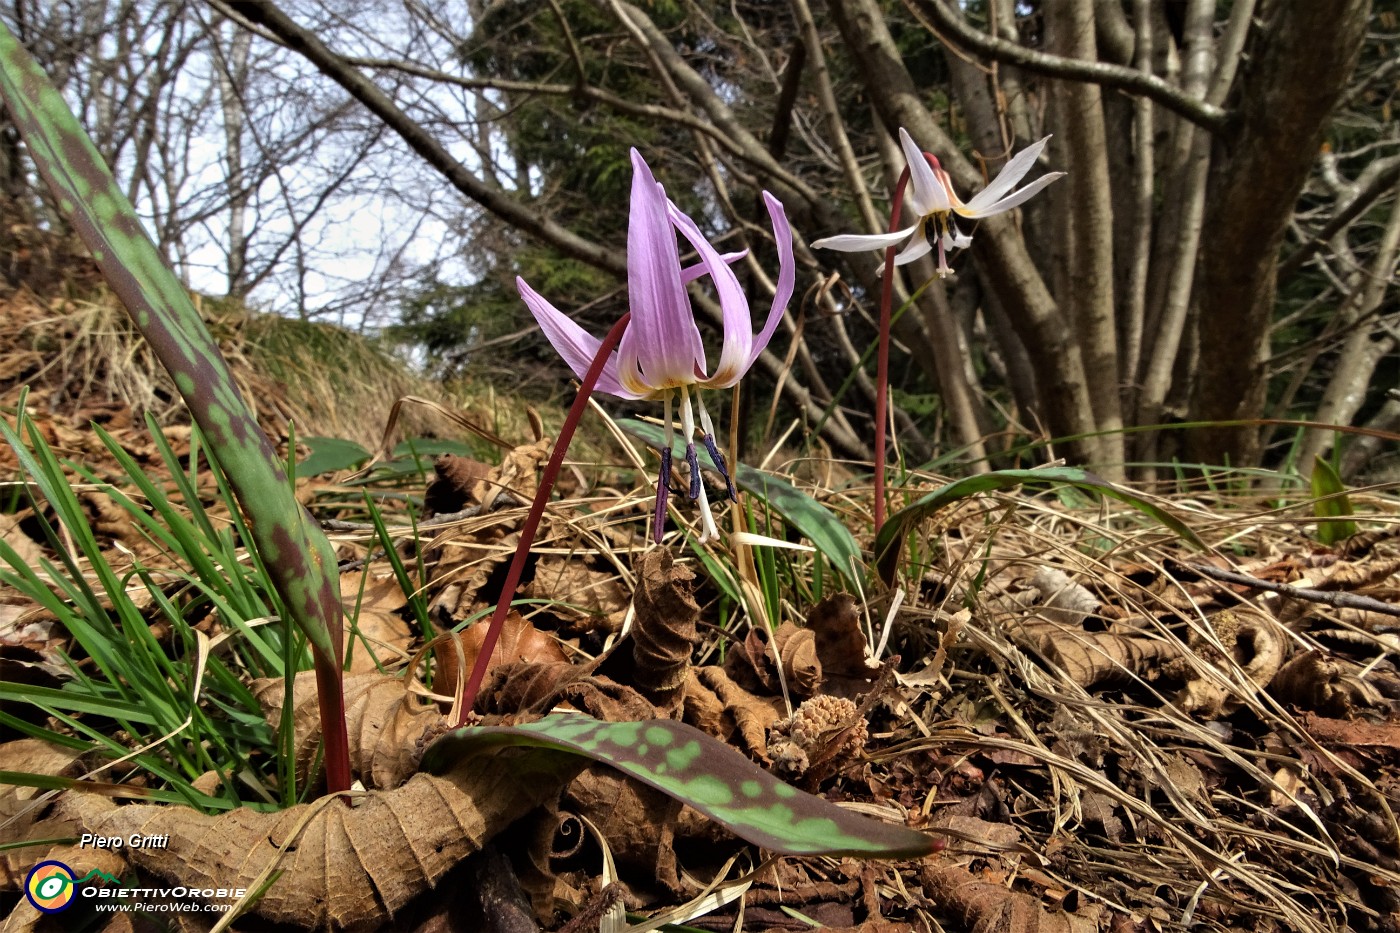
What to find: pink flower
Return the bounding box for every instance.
[517,149,794,541]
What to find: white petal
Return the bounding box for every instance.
[900,128,949,215]
[892,236,934,267]
[961,135,1054,215]
[961,171,1065,218]
[811,226,917,253]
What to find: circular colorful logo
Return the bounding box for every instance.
[25,860,77,913]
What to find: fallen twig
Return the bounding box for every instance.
[1173,560,1400,620]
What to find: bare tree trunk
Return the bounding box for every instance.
[1189,0,1371,465]
[215,17,251,299]
[1043,0,1122,477]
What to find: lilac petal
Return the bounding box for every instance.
[668,198,752,387]
[900,127,950,215]
[960,135,1054,215]
[811,226,917,253]
[743,191,796,373]
[620,149,704,392]
[516,276,639,399]
[682,249,747,284]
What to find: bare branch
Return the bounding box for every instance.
[906,0,1227,132]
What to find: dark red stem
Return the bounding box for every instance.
[455,312,632,721]
[874,167,911,536]
[313,657,351,796]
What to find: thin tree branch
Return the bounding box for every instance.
[1279,155,1400,282]
[907,0,1227,132]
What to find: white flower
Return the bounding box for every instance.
[813,128,1064,277]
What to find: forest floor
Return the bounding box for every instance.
[3,275,1400,933]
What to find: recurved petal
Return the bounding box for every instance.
[961,171,1065,218]
[811,227,916,253]
[682,249,747,284]
[900,127,950,216]
[624,149,705,388]
[743,191,796,373]
[960,135,1055,216]
[668,198,750,385]
[516,276,639,399]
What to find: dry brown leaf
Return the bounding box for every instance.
[563,767,685,895]
[59,751,579,932]
[808,595,881,699]
[723,621,822,699]
[1167,607,1287,718]
[684,665,782,758]
[524,557,629,636]
[254,671,446,790]
[628,547,699,713]
[341,570,413,673]
[0,510,44,567]
[423,453,494,515]
[1042,628,1178,689]
[1269,649,1388,717]
[919,863,1102,933]
[475,438,550,506]
[476,661,659,723]
[433,611,568,700]
[0,739,91,889]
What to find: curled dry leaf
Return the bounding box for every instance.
[254,670,446,790]
[684,665,783,758]
[629,547,699,713]
[723,622,822,699]
[433,611,568,700]
[476,660,659,723]
[918,863,1102,933]
[1166,607,1287,718]
[423,454,493,516]
[59,751,579,932]
[1269,649,1393,717]
[477,438,551,506]
[563,767,686,895]
[1029,567,1101,625]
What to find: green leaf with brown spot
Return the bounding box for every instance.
[421,715,938,858]
[0,23,350,787]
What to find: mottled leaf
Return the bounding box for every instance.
[0,24,349,786]
[874,467,1205,584]
[421,714,937,858]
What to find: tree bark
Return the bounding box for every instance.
[1189,0,1371,465]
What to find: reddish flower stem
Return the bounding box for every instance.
[313,658,351,797]
[874,167,911,536]
[455,312,632,722]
